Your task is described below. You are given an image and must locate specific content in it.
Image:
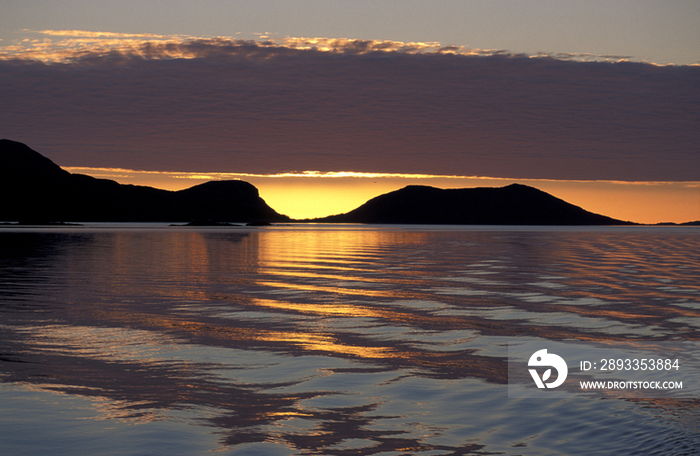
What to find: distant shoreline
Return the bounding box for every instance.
[3,140,699,226]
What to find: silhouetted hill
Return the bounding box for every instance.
[316,184,634,225]
[0,140,289,223]
[654,221,700,226]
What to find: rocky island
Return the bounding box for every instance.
[315,184,635,225]
[2,140,647,225]
[0,139,289,224]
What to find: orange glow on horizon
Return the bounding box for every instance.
[63,166,700,224]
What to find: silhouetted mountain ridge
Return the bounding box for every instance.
[0,139,289,223]
[316,184,634,225]
[2,140,646,225]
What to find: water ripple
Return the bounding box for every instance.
[1,226,699,455]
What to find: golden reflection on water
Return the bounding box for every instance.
[2,227,700,454]
[20,228,700,372]
[253,280,406,298]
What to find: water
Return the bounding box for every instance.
[1,224,699,455]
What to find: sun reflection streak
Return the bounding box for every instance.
[3,227,699,454]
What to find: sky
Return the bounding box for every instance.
[1,1,699,223]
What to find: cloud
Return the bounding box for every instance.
[37,30,172,39]
[1,30,641,63]
[64,167,488,181]
[1,32,698,181]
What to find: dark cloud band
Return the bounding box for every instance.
[1,37,698,181]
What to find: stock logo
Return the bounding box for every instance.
[528,349,568,389]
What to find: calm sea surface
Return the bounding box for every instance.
[1,224,699,455]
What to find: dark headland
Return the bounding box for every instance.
[0,139,671,226]
[0,139,289,224]
[315,184,636,225]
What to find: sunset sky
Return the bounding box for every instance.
[1,1,699,223]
